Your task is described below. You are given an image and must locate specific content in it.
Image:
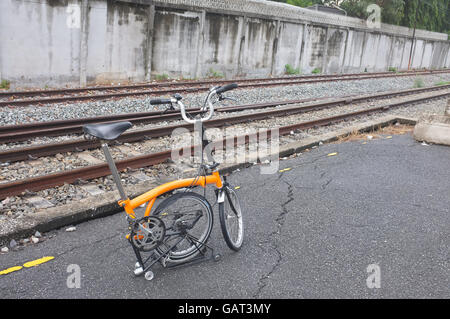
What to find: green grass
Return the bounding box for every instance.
[413,77,425,88]
[434,80,450,86]
[154,73,169,81]
[207,68,224,78]
[0,79,10,89]
[311,68,321,74]
[285,64,300,75]
[388,66,397,73]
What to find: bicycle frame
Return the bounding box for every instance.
[118,171,223,219]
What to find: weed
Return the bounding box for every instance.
[155,73,169,81]
[285,64,300,75]
[207,68,224,78]
[413,77,425,88]
[388,66,397,72]
[311,68,321,74]
[0,79,10,89]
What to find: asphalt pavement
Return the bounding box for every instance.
[0,133,449,298]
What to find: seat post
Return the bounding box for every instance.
[101,142,128,201]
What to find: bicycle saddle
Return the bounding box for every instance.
[82,121,132,140]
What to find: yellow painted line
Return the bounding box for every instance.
[0,266,23,276]
[234,186,241,190]
[327,152,338,157]
[278,167,292,173]
[385,136,392,139]
[362,142,367,144]
[23,256,54,268]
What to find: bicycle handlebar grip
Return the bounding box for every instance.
[216,83,238,94]
[150,98,172,105]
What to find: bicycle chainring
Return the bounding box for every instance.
[130,216,166,252]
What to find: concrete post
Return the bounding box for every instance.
[321,26,329,73]
[446,99,450,117]
[340,28,350,74]
[359,31,367,71]
[373,33,381,71]
[299,23,308,73]
[418,40,426,69]
[145,4,155,81]
[194,10,206,79]
[237,16,248,77]
[79,0,89,87]
[270,19,281,76]
[387,35,396,69]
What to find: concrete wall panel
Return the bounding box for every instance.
[87,1,149,83]
[239,18,277,77]
[375,35,392,71]
[151,8,201,78]
[272,22,303,75]
[360,33,379,71]
[325,28,346,73]
[201,13,241,78]
[0,0,448,88]
[1,0,81,86]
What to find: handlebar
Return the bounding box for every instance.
[150,98,172,105]
[216,83,238,94]
[149,83,238,124]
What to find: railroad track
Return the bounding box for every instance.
[1,69,448,108]
[0,95,330,143]
[0,84,448,164]
[1,84,448,146]
[0,86,448,200]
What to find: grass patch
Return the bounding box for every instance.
[285,64,300,75]
[0,79,10,89]
[388,66,397,73]
[413,77,425,88]
[434,80,450,86]
[311,68,321,74]
[154,73,169,81]
[207,68,224,78]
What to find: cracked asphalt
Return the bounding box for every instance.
[0,133,449,298]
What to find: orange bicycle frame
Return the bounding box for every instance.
[118,171,223,219]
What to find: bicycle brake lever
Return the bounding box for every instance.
[218,95,238,103]
[161,103,176,114]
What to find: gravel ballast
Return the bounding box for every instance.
[0,73,449,228]
[0,73,448,126]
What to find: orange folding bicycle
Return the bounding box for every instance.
[82,83,244,280]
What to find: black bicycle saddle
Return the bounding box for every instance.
[82,121,132,140]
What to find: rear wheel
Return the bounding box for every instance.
[153,192,213,264]
[219,186,244,251]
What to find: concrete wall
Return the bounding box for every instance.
[0,0,449,88]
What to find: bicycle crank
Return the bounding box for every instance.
[130,216,166,252]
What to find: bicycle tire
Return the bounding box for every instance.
[153,192,213,263]
[219,186,244,251]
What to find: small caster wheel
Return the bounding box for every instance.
[213,254,221,262]
[134,267,144,276]
[144,270,154,281]
[134,262,141,269]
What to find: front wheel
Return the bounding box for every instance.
[219,186,244,251]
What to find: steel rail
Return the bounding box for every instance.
[1,83,448,144]
[1,70,448,108]
[0,69,443,98]
[0,90,448,200]
[0,84,448,163]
